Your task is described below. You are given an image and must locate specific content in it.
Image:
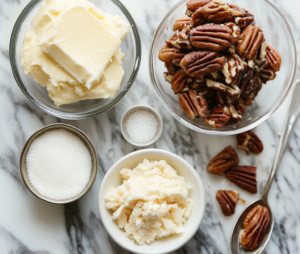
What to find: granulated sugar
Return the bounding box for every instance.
[125,109,158,144]
[26,129,92,200]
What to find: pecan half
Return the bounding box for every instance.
[190,23,235,51]
[234,97,246,116]
[237,25,264,60]
[171,70,191,94]
[240,70,262,105]
[173,16,192,31]
[180,51,225,80]
[165,56,178,75]
[179,90,208,118]
[204,105,232,128]
[163,72,173,83]
[247,72,262,106]
[192,1,231,27]
[159,45,187,74]
[216,190,239,216]
[166,26,192,50]
[260,65,276,84]
[206,79,241,97]
[189,80,209,92]
[241,205,271,250]
[229,105,242,121]
[237,130,263,155]
[221,53,244,85]
[226,4,255,29]
[158,45,185,63]
[266,43,281,72]
[189,89,209,117]
[223,104,243,126]
[225,166,257,193]
[179,92,197,119]
[224,22,241,45]
[254,42,267,72]
[186,0,213,16]
[207,146,239,175]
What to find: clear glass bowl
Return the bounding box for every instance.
[149,0,297,135]
[10,0,141,120]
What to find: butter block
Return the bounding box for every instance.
[39,6,121,89]
[47,53,125,106]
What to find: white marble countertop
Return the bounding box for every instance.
[0,0,300,253]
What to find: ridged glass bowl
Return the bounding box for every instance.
[10,0,141,120]
[149,0,296,135]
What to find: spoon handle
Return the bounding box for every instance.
[262,80,300,199]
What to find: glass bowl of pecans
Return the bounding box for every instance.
[149,0,296,135]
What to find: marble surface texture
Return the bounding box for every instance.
[0,0,300,253]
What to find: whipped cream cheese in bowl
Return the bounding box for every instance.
[98,149,205,254]
[10,0,141,119]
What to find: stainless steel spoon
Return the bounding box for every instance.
[231,80,300,254]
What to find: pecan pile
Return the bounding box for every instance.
[159,0,282,128]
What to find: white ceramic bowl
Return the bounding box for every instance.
[98,149,206,254]
[120,105,163,147]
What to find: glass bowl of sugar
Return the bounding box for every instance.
[121,106,163,147]
[19,123,98,204]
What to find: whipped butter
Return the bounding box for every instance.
[21,0,130,106]
[105,159,194,245]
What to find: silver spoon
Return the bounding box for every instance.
[231,80,300,254]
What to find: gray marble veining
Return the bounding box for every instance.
[0,0,299,253]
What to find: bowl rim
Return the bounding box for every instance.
[98,148,206,254]
[120,105,164,147]
[9,0,142,120]
[19,123,98,204]
[149,0,297,136]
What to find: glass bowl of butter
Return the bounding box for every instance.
[10,0,141,120]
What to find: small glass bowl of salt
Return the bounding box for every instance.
[121,105,163,147]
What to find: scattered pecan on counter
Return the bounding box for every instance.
[236,130,264,155]
[207,146,239,175]
[158,0,282,128]
[216,190,239,216]
[225,166,257,193]
[241,205,270,250]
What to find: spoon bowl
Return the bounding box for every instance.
[231,198,274,254]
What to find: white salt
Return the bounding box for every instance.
[26,129,92,200]
[125,109,158,144]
